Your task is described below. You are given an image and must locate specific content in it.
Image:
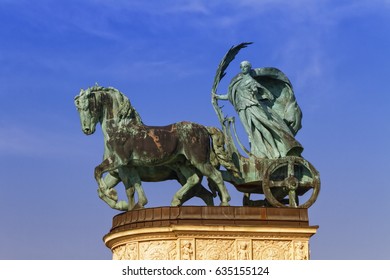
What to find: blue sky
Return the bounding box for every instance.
[0,0,389,259]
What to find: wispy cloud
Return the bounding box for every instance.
[153,1,211,15]
[2,0,387,107]
[4,0,387,39]
[86,0,211,15]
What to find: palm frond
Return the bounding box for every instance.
[211,42,252,94]
[211,42,252,126]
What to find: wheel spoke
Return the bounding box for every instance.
[287,160,294,177]
[289,190,297,207]
[298,181,314,189]
[269,180,285,188]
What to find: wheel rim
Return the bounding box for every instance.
[262,156,320,208]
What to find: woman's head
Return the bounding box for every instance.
[240,60,252,74]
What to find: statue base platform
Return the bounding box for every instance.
[103,206,318,260]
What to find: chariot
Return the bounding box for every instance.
[75,42,320,211]
[217,118,320,208]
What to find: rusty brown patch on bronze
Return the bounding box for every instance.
[147,129,163,152]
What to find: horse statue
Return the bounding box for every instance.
[74,85,240,210]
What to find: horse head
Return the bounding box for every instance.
[74,88,100,135]
[75,85,144,136]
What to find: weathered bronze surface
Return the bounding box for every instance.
[211,42,320,208]
[212,43,302,159]
[75,86,239,210]
[75,42,320,210]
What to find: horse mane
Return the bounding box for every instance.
[86,85,143,125]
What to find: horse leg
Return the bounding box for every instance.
[119,166,148,210]
[171,166,200,206]
[175,170,214,206]
[103,172,120,202]
[194,163,231,206]
[117,167,135,210]
[191,184,215,206]
[94,157,128,211]
[182,182,215,206]
[207,178,220,199]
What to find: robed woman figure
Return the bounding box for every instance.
[214,61,303,159]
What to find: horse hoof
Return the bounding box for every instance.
[219,202,230,206]
[116,201,129,211]
[205,200,215,206]
[108,191,118,201]
[204,196,215,206]
[171,199,182,207]
[105,189,118,201]
[133,203,144,210]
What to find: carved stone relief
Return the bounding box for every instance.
[111,238,310,260]
[237,239,251,260]
[139,240,177,260]
[293,241,309,260]
[180,239,195,260]
[113,242,138,260]
[253,240,293,260]
[196,239,236,260]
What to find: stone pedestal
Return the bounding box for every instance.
[103,206,318,260]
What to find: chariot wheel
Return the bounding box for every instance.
[262,156,320,208]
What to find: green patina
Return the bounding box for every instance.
[75,43,320,210]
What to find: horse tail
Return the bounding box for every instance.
[206,126,241,179]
